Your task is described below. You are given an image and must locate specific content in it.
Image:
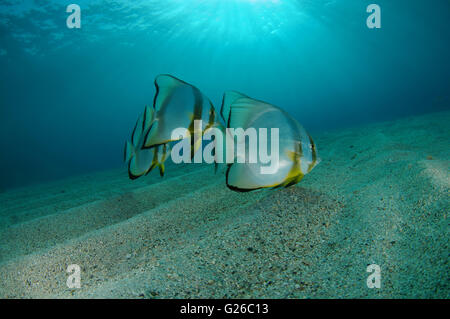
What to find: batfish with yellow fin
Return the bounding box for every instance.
[220,91,320,192]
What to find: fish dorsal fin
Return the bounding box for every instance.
[153,74,194,112]
[228,97,274,129]
[220,91,249,125]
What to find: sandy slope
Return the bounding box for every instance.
[0,111,448,298]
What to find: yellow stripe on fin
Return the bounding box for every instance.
[157,144,169,177]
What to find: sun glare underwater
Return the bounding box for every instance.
[0,0,449,299]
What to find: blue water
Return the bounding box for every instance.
[0,0,449,190]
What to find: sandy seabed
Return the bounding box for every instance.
[0,111,448,298]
